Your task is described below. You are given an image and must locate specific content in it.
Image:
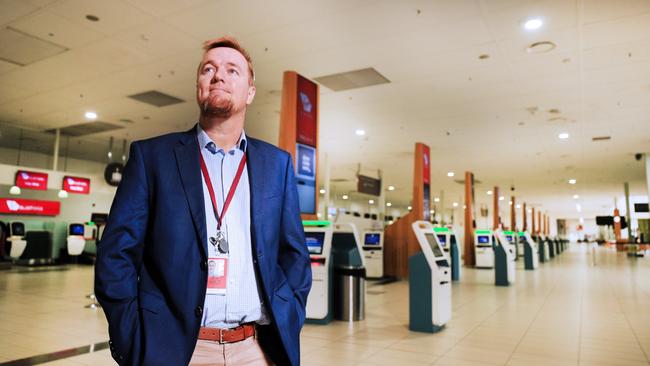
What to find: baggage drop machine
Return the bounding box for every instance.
[503,231,518,260]
[303,221,334,324]
[434,227,461,281]
[493,230,516,286]
[475,230,494,269]
[518,231,539,270]
[410,221,452,333]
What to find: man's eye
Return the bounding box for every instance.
[203,66,214,73]
[228,69,239,75]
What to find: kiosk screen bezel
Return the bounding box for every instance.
[425,233,445,258]
[477,235,490,244]
[363,233,381,246]
[436,234,447,247]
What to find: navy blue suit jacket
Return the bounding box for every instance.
[95,127,311,366]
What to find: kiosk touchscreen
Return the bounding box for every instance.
[7,222,27,259]
[303,221,334,324]
[410,221,451,333]
[67,223,86,256]
[362,231,383,278]
[474,230,494,268]
[493,230,516,286]
[518,231,539,270]
[434,227,460,281]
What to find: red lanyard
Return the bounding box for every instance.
[198,141,247,231]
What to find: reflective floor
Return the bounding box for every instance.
[1,244,649,365]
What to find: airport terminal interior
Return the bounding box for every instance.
[1,0,650,365]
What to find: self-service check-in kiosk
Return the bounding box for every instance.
[362,231,383,278]
[475,230,494,269]
[304,221,334,324]
[434,227,460,281]
[410,221,451,333]
[539,235,550,262]
[493,230,516,286]
[331,222,366,321]
[67,223,86,257]
[518,231,539,270]
[546,236,555,258]
[503,231,518,260]
[7,222,27,259]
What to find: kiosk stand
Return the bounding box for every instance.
[519,231,539,270]
[493,230,516,286]
[361,231,383,278]
[67,223,86,259]
[503,231,518,261]
[303,221,334,324]
[410,221,451,333]
[474,230,494,269]
[546,236,555,258]
[434,227,461,281]
[7,222,27,260]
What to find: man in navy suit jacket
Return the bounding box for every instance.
[95,36,311,365]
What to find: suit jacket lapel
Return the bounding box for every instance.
[246,138,266,256]
[174,128,208,259]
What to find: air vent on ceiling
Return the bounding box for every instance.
[330,178,351,183]
[592,136,611,141]
[314,67,390,91]
[0,26,68,66]
[45,121,124,137]
[454,179,483,185]
[128,90,185,107]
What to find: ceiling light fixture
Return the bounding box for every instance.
[452,202,459,207]
[434,197,440,203]
[447,171,455,177]
[386,202,392,207]
[319,189,326,194]
[355,129,366,136]
[499,196,505,201]
[85,111,97,120]
[58,189,68,199]
[573,194,579,199]
[523,17,544,31]
[368,199,374,204]
[342,195,349,200]
[527,41,556,54]
[387,185,395,191]
[516,204,521,209]
[407,206,412,211]
[487,190,493,195]
[9,185,21,195]
[568,179,577,185]
[559,132,569,139]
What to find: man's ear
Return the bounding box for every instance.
[246,85,256,105]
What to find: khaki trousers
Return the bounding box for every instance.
[189,336,274,366]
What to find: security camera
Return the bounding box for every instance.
[635,153,643,161]
[510,185,515,191]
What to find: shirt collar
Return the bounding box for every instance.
[196,124,247,154]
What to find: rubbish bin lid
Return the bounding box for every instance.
[334,265,366,277]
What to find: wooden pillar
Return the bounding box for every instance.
[523,202,527,231]
[384,143,430,278]
[510,196,516,231]
[532,207,536,235]
[278,71,319,221]
[613,208,622,242]
[493,186,499,229]
[464,171,475,267]
[537,211,542,236]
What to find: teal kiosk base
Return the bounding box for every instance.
[494,245,510,286]
[409,252,444,333]
[538,237,546,263]
[524,243,535,270]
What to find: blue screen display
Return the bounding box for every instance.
[70,224,84,236]
[478,235,489,244]
[364,233,381,245]
[305,232,325,255]
[437,234,447,246]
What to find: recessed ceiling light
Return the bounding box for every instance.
[499,196,505,201]
[430,209,434,214]
[85,14,100,22]
[387,185,395,191]
[516,204,521,209]
[568,179,577,184]
[85,111,97,120]
[434,197,440,202]
[523,18,544,31]
[342,194,349,200]
[579,217,584,224]
[452,202,459,207]
[368,199,374,204]
[319,189,326,194]
[407,206,412,210]
[355,129,366,136]
[527,41,556,54]
[487,190,493,195]
[386,202,392,207]
[447,171,455,177]
[559,132,569,139]
[573,194,579,199]
[509,201,513,205]
[478,54,490,60]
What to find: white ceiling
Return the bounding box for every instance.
[1,0,649,220]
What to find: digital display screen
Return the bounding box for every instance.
[477,235,489,244]
[437,234,447,247]
[11,222,25,236]
[364,233,381,245]
[69,224,84,236]
[425,233,444,258]
[305,232,325,255]
[506,235,514,243]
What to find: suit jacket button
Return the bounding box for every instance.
[195,306,203,317]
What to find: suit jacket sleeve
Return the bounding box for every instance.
[94,142,149,365]
[279,153,312,314]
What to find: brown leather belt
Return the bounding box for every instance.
[198,324,256,343]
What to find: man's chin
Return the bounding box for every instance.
[202,101,233,118]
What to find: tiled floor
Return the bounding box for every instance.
[1,244,649,365]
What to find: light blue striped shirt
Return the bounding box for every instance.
[197,125,269,328]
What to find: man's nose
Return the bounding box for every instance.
[212,68,226,83]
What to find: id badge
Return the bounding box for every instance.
[206,256,228,295]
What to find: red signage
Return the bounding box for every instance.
[15,170,48,190]
[296,75,318,147]
[0,198,60,216]
[63,176,91,194]
[422,145,430,184]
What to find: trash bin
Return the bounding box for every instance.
[334,265,366,321]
